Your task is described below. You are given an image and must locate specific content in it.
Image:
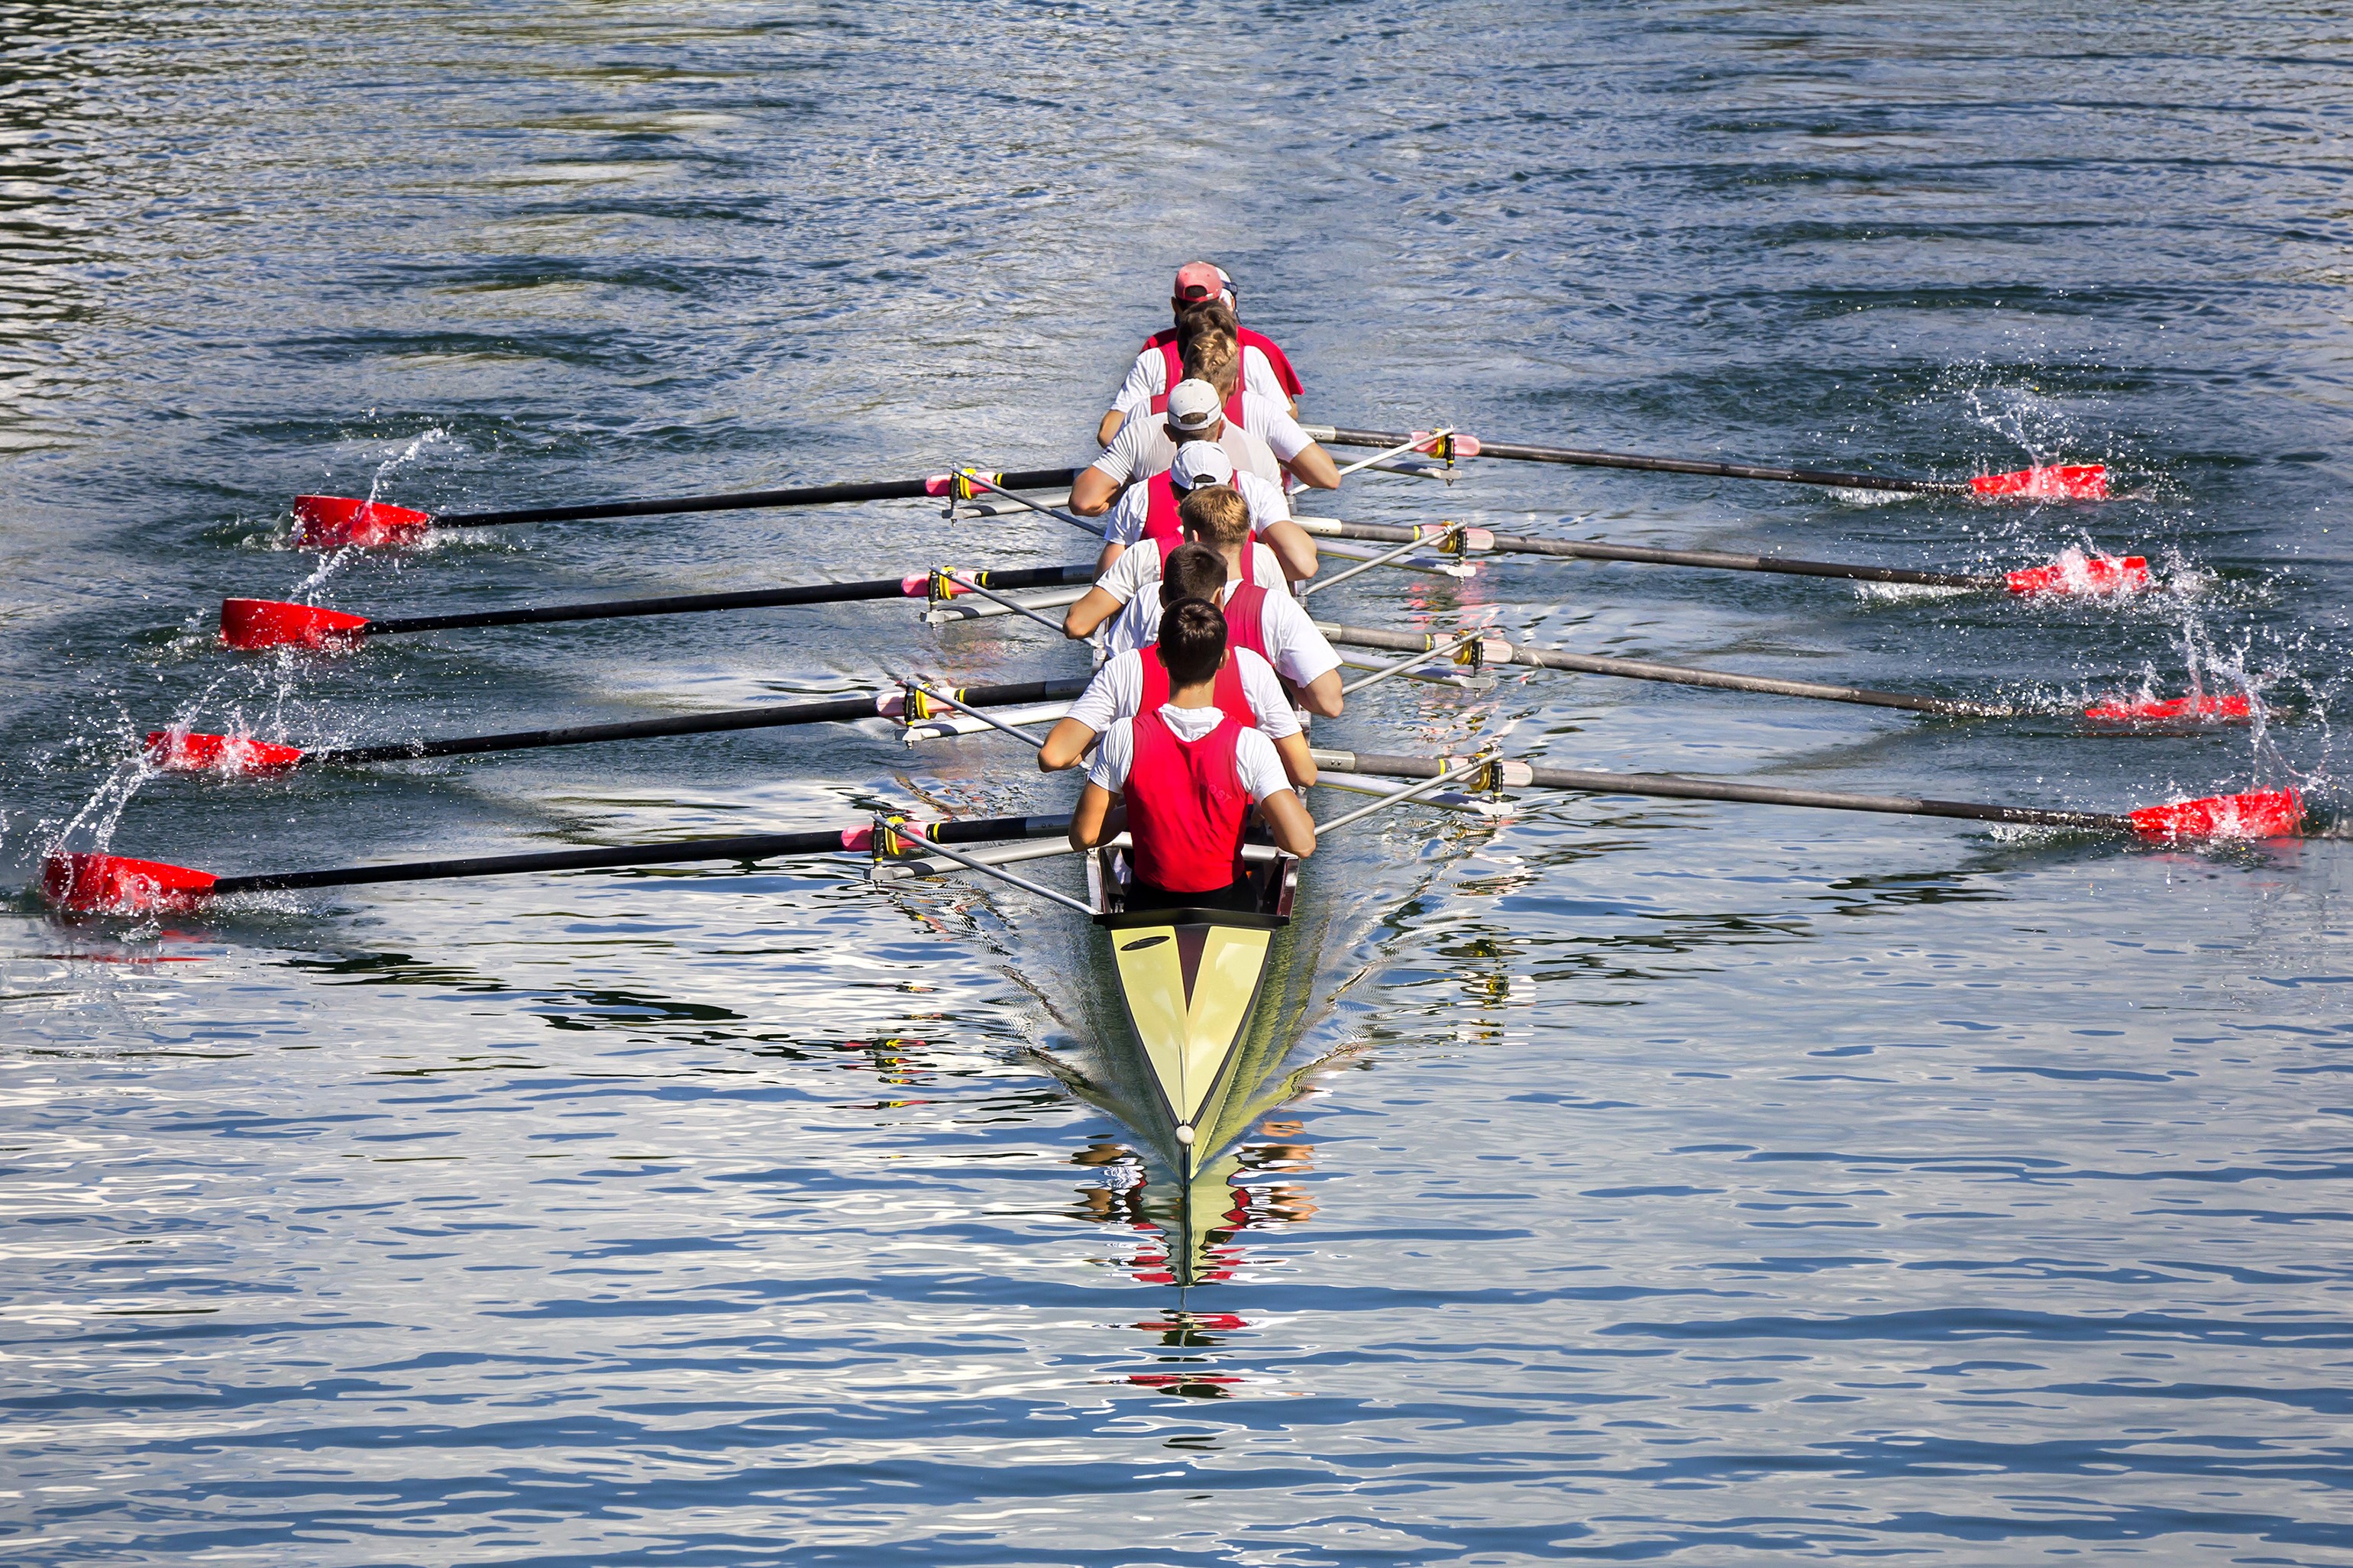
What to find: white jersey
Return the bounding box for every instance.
[1101,468,1293,549]
[1095,540,1292,608]
[1087,703,1291,801]
[1114,344,1291,419]
[1091,412,1282,489]
[1067,647,1302,740]
[1107,579,1344,687]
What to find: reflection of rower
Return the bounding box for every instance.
[1097,260,1304,448]
[1068,598,1317,913]
[1040,542,1319,790]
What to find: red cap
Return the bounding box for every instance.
[1173,262,1232,306]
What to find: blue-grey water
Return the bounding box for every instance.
[4,3,2351,1562]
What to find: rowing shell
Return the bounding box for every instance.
[1087,845,1298,1182]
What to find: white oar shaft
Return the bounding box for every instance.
[939,573,1070,635]
[908,682,1049,746]
[1313,754,1493,836]
[1301,527,1451,599]
[901,834,1094,915]
[1333,428,1452,480]
[1338,628,1487,697]
[956,470,1107,539]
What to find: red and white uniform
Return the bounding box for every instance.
[1087,706,1291,894]
[1091,409,1285,490]
[1102,466,1291,549]
[1107,577,1342,686]
[1113,327,1303,420]
[1066,645,1301,741]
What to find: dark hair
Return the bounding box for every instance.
[1176,298,1239,351]
[1177,483,1251,547]
[1161,541,1227,606]
[1157,597,1228,687]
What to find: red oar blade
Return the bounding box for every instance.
[2128,787,2303,843]
[221,598,370,651]
[2004,553,2151,597]
[41,852,219,914]
[2083,693,2254,726]
[1971,464,2108,500]
[293,495,434,549]
[143,730,308,774]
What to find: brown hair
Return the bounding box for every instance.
[1161,541,1228,606]
[1177,483,1251,548]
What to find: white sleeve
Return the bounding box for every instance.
[1236,651,1301,738]
[1240,471,1292,526]
[1089,421,1145,487]
[1248,542,1291,593]
[1105,596,1159,661]
[1097,545,1155,605]
[1068,653,1140,735]
[1241,346,1286,406]
[1112,349,1162,417]
[1233,727,1292,803]
[1258,591,1342,687]
[1086,719,1136,794]
[1103,485,1149,548]
[1243,393,1311,464]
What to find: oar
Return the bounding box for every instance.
[1311,748,2305,842]
[143,677,1088,778]
[217,564,1093,651]
[40,812,1074,916]
[293,466,1081,548]
[1303,426,2109,500]
[1291,517,2151,598]
[1314,620,2012,717]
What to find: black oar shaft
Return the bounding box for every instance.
[1314,426,1960,496]
[209,813,1074,895]
[308,677,1088,766]
[1314,622,2006,717]
[362,564,1091,638]
[431,467,1080,529]
[1302,518,1996,590]
[1317,750,2132,832]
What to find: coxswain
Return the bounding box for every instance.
[1067,596,1318,912]
[1094,439,1314,579]
[1040,542,1317,789]
[1096,261,1304,448]
[1081,483,1346,719]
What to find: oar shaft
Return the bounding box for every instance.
[1308,426,1961,496]
[309,678,1088,765]
[208,813,1075,895]
[431,467,1081,529]
[1296,517,1996,590]
[362,564,1092,637]
[1312,749,2133,833]
[1313,621,2006,717]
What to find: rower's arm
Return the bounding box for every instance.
[1070,467,1119,516]
[1070,784,1121,850]
[1039,716,1100,773]
[1294,668,1344,719]
[1272,731,1317,790]
[1093,539,1124,577]
[1062,584,1126,639]
[1262,518,1318,580]
[1259,788,1317,858]
[1095,409,1126,448]
[1285,441,1340,490]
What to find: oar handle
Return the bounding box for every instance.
[1314,749,2134,833]
[1307,426,1961,496]
[208,813,1075,895]
[431,467,1082,529]
[362,564,1094,637]
[309,677,1090,765]
[1296,517,1996,590]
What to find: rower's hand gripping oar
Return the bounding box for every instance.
[1303,425,2109,501]
[289,465,1083,549]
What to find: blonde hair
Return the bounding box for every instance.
[1181,329,1240,397]
[1177,483,1251,547]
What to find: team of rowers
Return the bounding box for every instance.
[1048,261,1346,912]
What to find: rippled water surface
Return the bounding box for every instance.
[4,3,2351,1562]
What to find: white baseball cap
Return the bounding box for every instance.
[1170,441,1236,490]
[1164,379,1224,435]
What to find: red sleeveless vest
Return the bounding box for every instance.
[1124,709,1250,894]
[1137,647,1255,729]
[1220,580,1270,663]
[1144,325,1303,399]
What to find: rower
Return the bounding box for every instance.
[1065,477,1298,644]
[1092,438,1314,579]
[1088,484,1348,719]
[1041,542,1317,789]
[1184,316,1341,494]
[1067,596,1317,912]
[1071,377,1286,520]
[1096,261,1304,448]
